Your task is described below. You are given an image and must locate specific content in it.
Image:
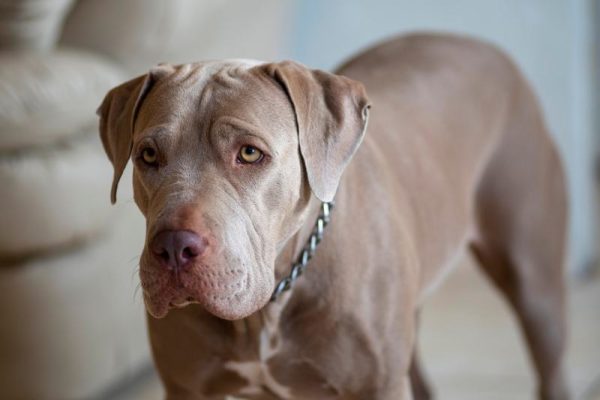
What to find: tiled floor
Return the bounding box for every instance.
[111,258,600,400]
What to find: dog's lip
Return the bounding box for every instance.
[169,296,198,308]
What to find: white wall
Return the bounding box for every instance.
[283,0,598,272]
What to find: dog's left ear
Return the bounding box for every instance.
[262,61,370,202]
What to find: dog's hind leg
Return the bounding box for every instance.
[409,344,433,400]
[409,313,433,400]
[470,78,570,400]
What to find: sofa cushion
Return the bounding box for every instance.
[0,132,123,259]
[0,207,149,399]
[0,0,74,50]
[0,49,124,150]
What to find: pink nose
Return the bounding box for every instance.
[150,230,207,269]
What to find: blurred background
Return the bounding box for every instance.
[0,0,597,399]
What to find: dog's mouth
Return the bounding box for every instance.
[168,296,198,308]
[139,257,261,320]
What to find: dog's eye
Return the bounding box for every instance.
[238,145,263,164]
[141,147,158,165]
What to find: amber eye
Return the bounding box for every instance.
[141,147,158,165]
[238,145,263,164]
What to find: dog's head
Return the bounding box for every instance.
[98,60,369,320]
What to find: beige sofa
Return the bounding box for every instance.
[0,1,287,398]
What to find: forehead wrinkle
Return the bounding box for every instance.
[168,62,218,86]
[135,61,260,131]
[212,116,278,156]
[205,77,297,153]
[141,66,218,159]
[135,84,195,137]
[211,63,257,88]
[194,65,253,149]
[133,125,169,142]
[196,79,216,145]
[238,75,297,142]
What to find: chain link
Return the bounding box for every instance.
[270,201,334,301]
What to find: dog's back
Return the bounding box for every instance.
[333,34,518,293]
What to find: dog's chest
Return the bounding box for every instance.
[216,303,341,399]
[224,319,292,398]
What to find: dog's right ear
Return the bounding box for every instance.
[97,65,172,204]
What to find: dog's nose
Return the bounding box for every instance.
[150,230,207,269]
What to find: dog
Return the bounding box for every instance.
[98,33,569,399]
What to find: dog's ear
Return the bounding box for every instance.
[97,65,171,203]
[262,61,370,202]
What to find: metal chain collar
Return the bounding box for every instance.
[270,201,334,302]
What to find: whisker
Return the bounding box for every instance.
[131,265,140,281]
[133,281,143,302]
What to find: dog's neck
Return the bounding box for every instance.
[272,195,329,299]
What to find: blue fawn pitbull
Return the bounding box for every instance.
[98,34,569,399]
